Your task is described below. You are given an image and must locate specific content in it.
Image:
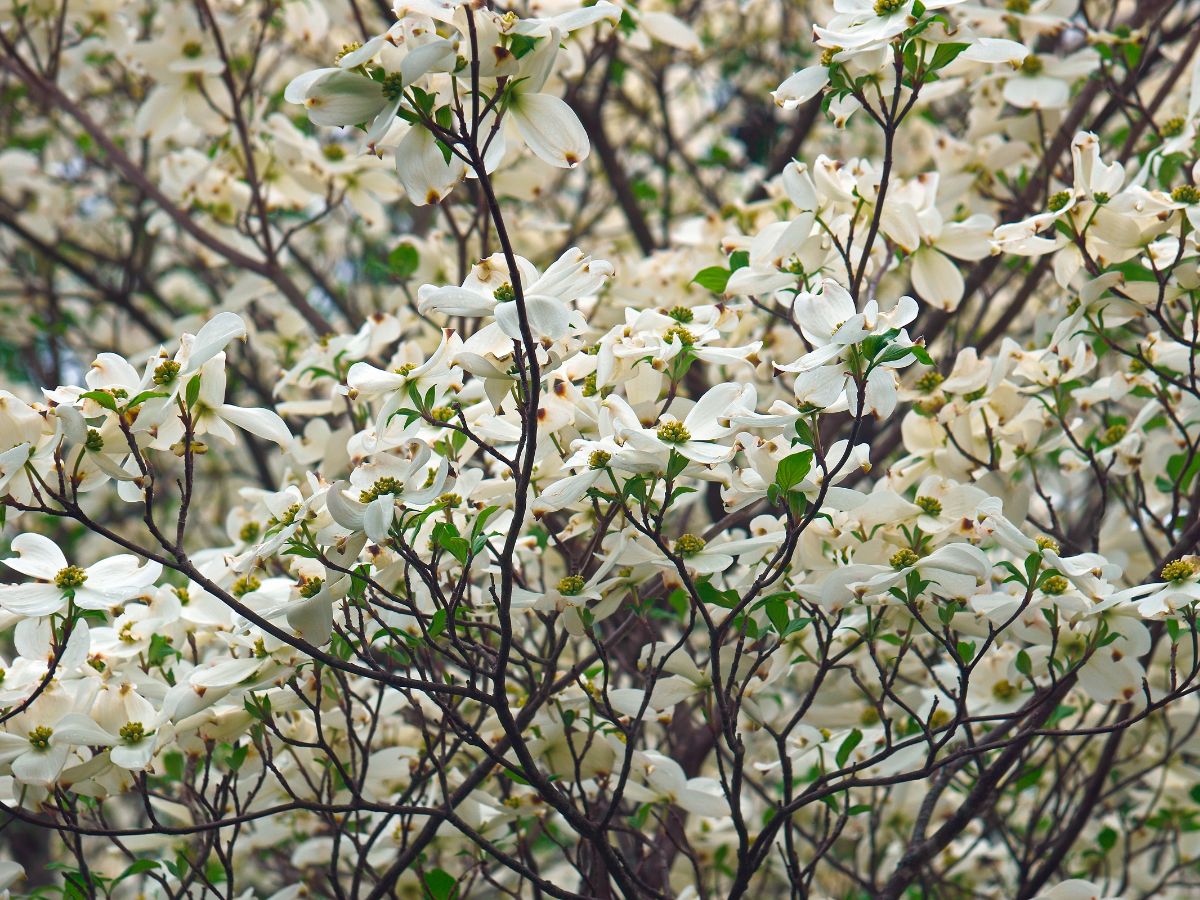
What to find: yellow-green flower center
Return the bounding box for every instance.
[992,679,1018,701]
[1161,116,1186,138]
[28,726,52,750]
[298,576,324,598]
[915,371,943,394]
[675,534,706,557]
[1047,190,1071,212]
[119,721,146,744]
[1020,54,1045,76]
[1041,575,1070,595]
[361,477,403,503]
[890,549,920,570]
[557,575,586,596]
[657,421,691,444]
[153,360,181,385]
[664,325,695,346]
[915,496,942,516]
[1161,559,1197,582]
[589,450,611,470]
[381,72,405,102]
[1171,184,1200,205]
[333,41,362,65]
[232,575,261,598]
[55,565,87,590]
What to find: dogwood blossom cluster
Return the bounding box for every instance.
[1,0,1200,897]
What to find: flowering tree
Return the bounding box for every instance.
[1,0,1200,896]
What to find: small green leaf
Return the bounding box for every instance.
[928,42,970,71]
[509,34,541,58]
[835,728,863,768]
[1097,826,1117,851]
[388,243,420,279]
[114,859,161,885]
[1015,649,1032,676]
[125,390,169,410]
[428,609,447,638]
[80,390,118,411]
[666,449,689,480]
[765,596,788,634]
[776,450,814,491]
[692,266,731,293]
[432,522,469,565]
[148,633,181,667]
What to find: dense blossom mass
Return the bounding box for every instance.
[1,0,1200,896]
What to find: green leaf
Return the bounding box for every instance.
[509,34,541,58]
[432,522,469,565]
[388,243,420,280]
[666,449,689,480]
[729,250,750,270]
[794,418,816,448]
[185,375,202,408]
[765,596,788,634]
[910,345,934,366]
[434,137,452,166]
[1097,826,1118,851]
[696,580,739,609]
[624,475,648,504]
[114,859,161,885]
[1014,766,1042,792]
[776,450,814,491]
[125,389,169,410]
[1015,649,1032,677]
[80,390,118,411]
[928,42,970,72]
[162,751,184,781]
[692,266,731,293]
[423,868,458,900]
[148,633,181,667]
[410,86,436,116]
[835,728,863,768]
[428,609,447,638]
[220,743,249,772]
